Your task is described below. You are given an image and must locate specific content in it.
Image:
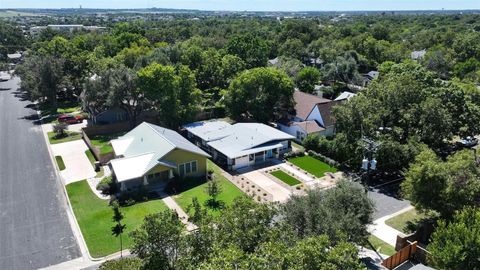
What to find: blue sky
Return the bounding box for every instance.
[1,0,480,11]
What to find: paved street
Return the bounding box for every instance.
[368,182,411,220]
[0,76,81,269]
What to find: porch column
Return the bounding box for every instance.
[169,169,174,179]
[143,175,148,185]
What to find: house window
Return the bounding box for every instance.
[179,164,185,177]
[192,161,197,172]
[249,154,254,161]
[178,160,198,176]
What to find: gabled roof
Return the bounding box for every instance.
[316,101,342,127]
[110,122,210,181]
[293,90,331,120]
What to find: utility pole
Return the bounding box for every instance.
[361,136,380,192]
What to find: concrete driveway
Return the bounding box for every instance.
[50,140,96,184]
[240,169,291,202]
[43,119,87,133]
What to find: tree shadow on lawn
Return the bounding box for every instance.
[204,198,225,211]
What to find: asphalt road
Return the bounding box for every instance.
[0,75,80,269]
[368,182,411,220]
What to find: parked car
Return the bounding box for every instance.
[0,74,10,81]
[57,114,83,124]
[459,136,478,148]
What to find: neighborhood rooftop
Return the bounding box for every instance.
[184,121,294,159]
[293,90,331,120]
[110,122,209,182]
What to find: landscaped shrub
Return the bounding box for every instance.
[96,176,114,195]
[117,187,151,206]
[53,122,68,138]
[284,151,305,160]
[308,150,340,168]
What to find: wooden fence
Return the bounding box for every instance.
[382,241,417,270]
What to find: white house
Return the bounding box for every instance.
[184,121,294,170]
[278,91,341,142]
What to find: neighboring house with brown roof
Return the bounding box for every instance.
[278,90,341,142]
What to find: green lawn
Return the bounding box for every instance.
[270,170,302,186]
[288,155,337,178]
[173,160,244,216]
[368,235,396,256]
[66,181,168,258]
[55,156,65,170]
[85,150,104,178]
[89,133,124,155]
[385,209,430,234]
[47,131,82,144]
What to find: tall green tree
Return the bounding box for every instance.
[295,67,321,94]
[428,207,480,270]
[282,180,374,243]
[225,67,294,123]
[137,63,201,128]
[226,34,269,68]
[130,210,185,270]
[402,149,480,218]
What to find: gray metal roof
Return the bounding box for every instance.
[110,122,210,181]
[185,121,294,159]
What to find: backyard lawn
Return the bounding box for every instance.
[368,235,396,256]
[85,150,104,178]
[55,156,65,170]
[270,170,301,186]
[288,155,337,178]
[89,133,124,154]
[47,131,82,144]
[385,209,431,234]
[66,181,168,258]
[173,160,244,216]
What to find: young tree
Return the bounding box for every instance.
[428,207,480,270]
[111,200,126,258]
[52,123,68,138]
[295,67,321,94]
[225,67,295,123]
[205,178,222,208]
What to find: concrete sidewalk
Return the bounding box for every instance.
[160,192,197,231]
[368,206,414,246]
[241,169,291,202]
[50,140,96,184]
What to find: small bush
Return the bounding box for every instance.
[53,122,68,138]
[96,176,114,194]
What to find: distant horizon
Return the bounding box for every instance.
[1,0,479,12]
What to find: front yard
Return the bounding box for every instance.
[89,133,124,155]
[385,209,433,234]
[368,235,396,256]
[66,180,168,257]
[172,160,244,216]
[270,170,302,186]
[288,155,337,178]
[47,131,82,144]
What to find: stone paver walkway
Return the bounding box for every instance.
[368,205,414,246]
[159,192,197,231]
[50,140,96,184]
